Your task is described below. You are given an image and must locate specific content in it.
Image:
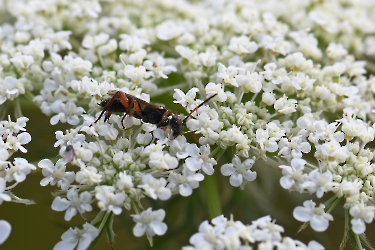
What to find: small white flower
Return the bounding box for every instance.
[279,158,308,192]
[51,188,92,221]
[217,63,239,87]
[10,52,34,70]
[221,156,256,187]
[302,169,335,198]
[95,186,125,215]
[149,151,178,171]
[5,132,31,153]
[205,82,227,102]
[132,208,168,237]
[116,171,134,191]
[0,178,11,205]
[38,159,75,190]
[173,88,199,108]
[0,220,11,245]
[138,174,171,200]
[185,144,217,175]
[5,158,36,183]
[53,223,99,250]
[167,166,204,196]
[349,202,375,234]
[228,36,258,55]
[236,71,262,93]
[293,200,333,232]
[119,34,150,52]
[274,95,297,114]
[76,166,102,185]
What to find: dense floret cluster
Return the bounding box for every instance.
[1,0,375,249]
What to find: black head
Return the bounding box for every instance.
[169,114,183,137]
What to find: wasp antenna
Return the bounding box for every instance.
[182,93,218,125]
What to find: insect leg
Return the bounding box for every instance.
[121,114,127,129]
[93,91,122,124]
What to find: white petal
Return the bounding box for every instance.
[229,173,243,187]
[77,233,92,250]
[351,218,366,234]
[158,189,172,200]
[293,207,311,222]
[133,223,146,237]
[179,184,193,196]
[53,240,77,250]
[185,157,202,171]
[310,215,329,232]
[52,197,71,211]
[38,159,54,169]
[243,171,257,181]
[64,207,77,221]
[149,221,167,235]
[17,132,31,144]
[221,164,235,176]
[0,220,11,244]
[280,176,294,189]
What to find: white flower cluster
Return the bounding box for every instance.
[0,116,35,244]
[183,215,324,250]
[1,0,375,248]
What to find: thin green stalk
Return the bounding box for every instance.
[202,173,222,219]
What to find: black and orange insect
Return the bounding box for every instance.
[93,90,217,137]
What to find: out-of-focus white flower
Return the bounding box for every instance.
[221,156,256,187]
[53,223,99,250]
[5,158,36,183]
[0,220,11,245]
[51,188,92,221]
[167,166,204,196]
[293,200,333,232]
[349,201,375,234]
[38,159,75,190]
[0,178,11,205]
[95,186,125,215]
[138,174,171,200]
[132,208,167,237]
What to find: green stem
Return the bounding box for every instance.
[325,196,342,213]
[202,173,222,219]
[355,233,364,250]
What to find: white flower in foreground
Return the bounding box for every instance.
[95,186,125,215]
[185,144,217,175]
[52,189,93,221]
[167,166,204,196]
[221,156,256,187]
[148,151,178,171]
[279,158,308,192]
[76,166,102,185]
[0,220,11,244]
[217,63,239,87]
[5,158,36,183]
[173,88,199,109]
[138,174,171,200]
[188,219,225,249]
[349,202,375,234]
[6,132,31,153]
[53,223,99,250]
[38,159,75,190]
[274,95,297,114]
[184,215,322,250]
[293,200,333,232]
[132,208,167,237]
[0,178,11,205]
[301,169,335,198]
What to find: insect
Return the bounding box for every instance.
[93,90,217,137]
